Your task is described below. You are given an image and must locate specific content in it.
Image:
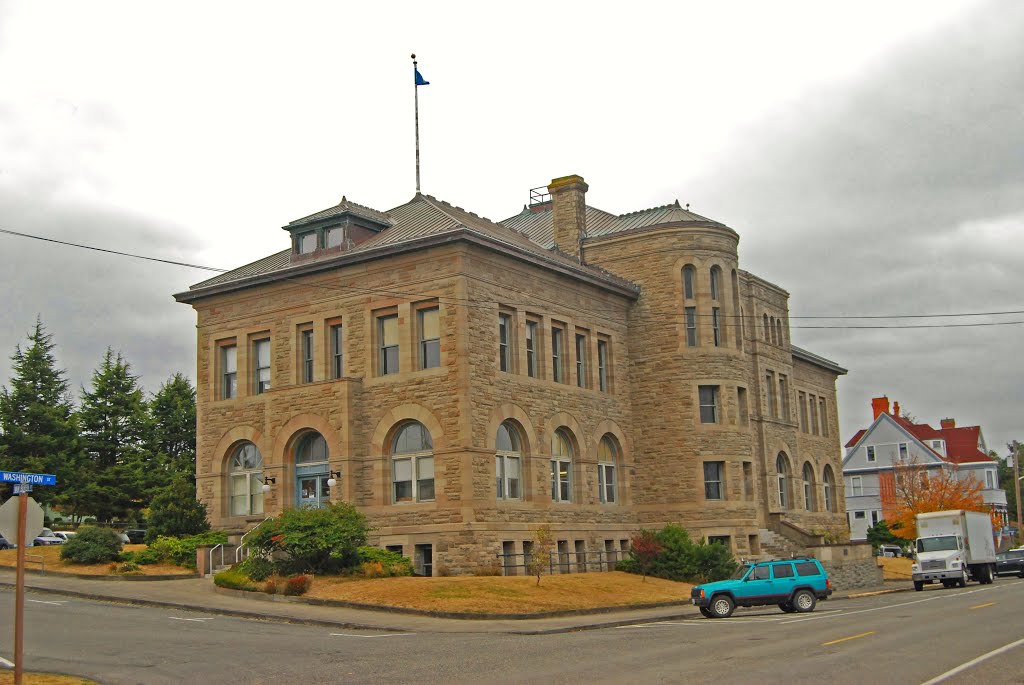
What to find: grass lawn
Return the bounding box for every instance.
[0,544,192,577]
[0,673,100,684]
[301,571,692,614]
[877,556,913,580]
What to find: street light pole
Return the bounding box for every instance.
[1014,441,1023,546]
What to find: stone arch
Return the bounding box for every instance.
[801,460,816,511]
[369,403,447,456]
[775,450,793,509]
[272,413,344,465]
[763,313,770,340]
[484,403,537,455]
[212,425,268,519]
[592,419,630,466]
[545,411,585,456]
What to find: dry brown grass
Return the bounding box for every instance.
[877,556,914,580]
[0,673,100,684]
[303,571,692,614]
[0,544,191,577]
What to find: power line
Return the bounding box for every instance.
[4,227,1024,330]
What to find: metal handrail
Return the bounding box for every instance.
[207,543,225,576]
[495,549,627,576]
[24,554,44,574]
[235,517,273,564]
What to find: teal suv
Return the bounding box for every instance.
[691,558,832,618]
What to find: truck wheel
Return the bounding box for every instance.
[709,594,735,618]
[699,607,713,618]
[778,602,797,613]
[792,589,816,613]
[957,570,967,588]
[913,581,924,592]
[982,565,993,584]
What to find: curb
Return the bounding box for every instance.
[0,565,196,582]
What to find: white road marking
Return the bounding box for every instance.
[168,616,215,622]
[780,585,1003,625]
[329,633,412,638]
[0,656,14,669]
[919,637,1024,685]
[27,599,65,606]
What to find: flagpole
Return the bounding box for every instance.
[412,53,421,194]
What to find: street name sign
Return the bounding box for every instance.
[1,471,57,486]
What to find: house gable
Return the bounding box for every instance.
[842,413,945,471]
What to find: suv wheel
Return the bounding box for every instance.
[699,607,713,618]
[708,594,735,618]
[778,602,797,613]
[792,589,816,613]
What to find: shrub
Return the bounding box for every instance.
[214,568,257,592]
[474,562,502,576]
[238,554,274,582]
[620,524,738,584]
[133,547,161,565]
[245,503,368,575]
[114,561,141,574]
[357,547,413,577]
[263,580,278,595]
[60,527,123,565]
[146,531,228,568]
[283,575,313,596]
[145,478,211,543]
[359,561,387,578]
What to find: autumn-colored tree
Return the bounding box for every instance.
[885,459,984,540]
[629,529,664,581]
[526,525,554,586]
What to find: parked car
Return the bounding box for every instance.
[691,558,833,618]
[33,528,65,546]
[0,535,14,550]
[52,531,77,543]
[117,532,131,545]
[878,545,903,558]
[995,549,1024,578]
[123,529,147,545]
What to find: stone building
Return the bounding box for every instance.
[175,174,849,575]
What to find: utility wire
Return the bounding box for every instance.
[4,227,1024,330]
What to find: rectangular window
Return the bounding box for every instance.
[419,307,440,370]
[221,344,237,400]
[795,562,819,577]
[871,510,881,526]
[324,225,344,248]
[597,339,609,392]
[765,372,777,418]
[598,462,616,503]
[898,442,909,460]
[851,476,863,496]
[808,394,819,435]
[866,446,876,462]
[300,329,314,383]
[986,470,994,488]
[330,323,344,379]
[393,456,434,503]
[712,307,721,347]
[798,392,808,432]
[416,457,435,501]
[498,313,512,373]
[379,314,399,375]
[819,398,829,436]
[685,307,698,347]
[551,325,565,383]
[496,455,521,500]
[297,231,317,254]
[551,458,571,502]
[575,333,587,388]
[778,374,789,421]
[854,510,866,520]
[699,385,719,424]
[253,339,271,394]
[737,387,749,426]
[743,462,754,500]
[526,320,539,378]
[773,563,795,579]
[704,461,724,500]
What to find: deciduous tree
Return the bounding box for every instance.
[885,458,984,540]
[630,529,662,581]
[526,525,553,586]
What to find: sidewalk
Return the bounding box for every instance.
[0,569,910,635]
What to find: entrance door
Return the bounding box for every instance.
[296,464,330,509]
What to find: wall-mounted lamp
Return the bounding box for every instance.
[327,471,342,488]
[259,475,276,493]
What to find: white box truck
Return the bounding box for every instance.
[911,510,996,591]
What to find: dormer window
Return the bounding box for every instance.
[325,225,345,249]
[297,232,318,254]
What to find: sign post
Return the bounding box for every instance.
[1,471,56,685]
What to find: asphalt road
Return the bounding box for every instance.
[1,580,1022,685]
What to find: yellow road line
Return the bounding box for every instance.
[970,602,995,610]
[822,631,876,646]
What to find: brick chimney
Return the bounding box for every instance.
[871,396,890,420]
[940,418,956,429]
[893,401,901,418]
[548,174,588,259]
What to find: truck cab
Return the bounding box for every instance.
[911,510,996,591]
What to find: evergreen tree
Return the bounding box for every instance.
[150,373,197,484]
[0,318,81,505]
[75,349,156,523]
[145,476,210,542]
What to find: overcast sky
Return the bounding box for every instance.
[1,1,1021,456]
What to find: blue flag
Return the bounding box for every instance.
[415,69,430,86]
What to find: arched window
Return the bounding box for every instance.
[802,462,815,511]
[391,422,434,503]
[496,422,522,500]
[598,435,619,504]
[551,429,574,503]
[229,442,264,516]
[776,319,784,347]
[295,432,331,509]
[683,265,696,300]
[823,465,835,513]
[770,316,778,345]
[776,453,789,509]
[763,314,770,341]
[296,433,328,463]
[710,266,721,300]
